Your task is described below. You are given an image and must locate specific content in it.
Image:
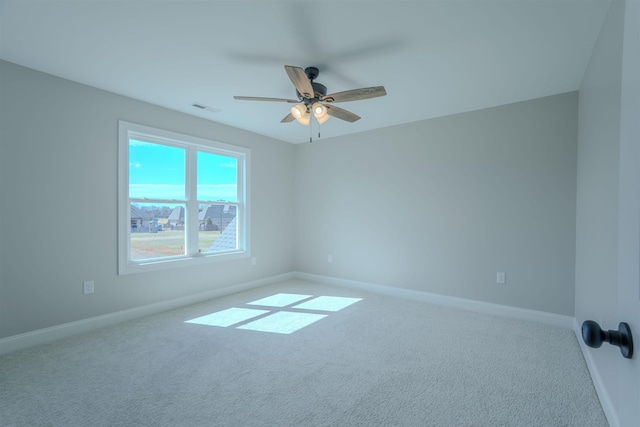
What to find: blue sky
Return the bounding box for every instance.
[129,140,237,201]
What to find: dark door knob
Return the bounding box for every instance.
[581,320,633,359]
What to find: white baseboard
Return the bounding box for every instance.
[0,272,295,356]
[572,319,618,427]
[294,272,574,329]
[0,271,575,356]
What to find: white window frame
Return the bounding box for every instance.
[118,121,250,275]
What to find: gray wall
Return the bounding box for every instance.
[294,93,578,316]
[0,60,296,339]
[575,1,640,425]
[0,59,581,338]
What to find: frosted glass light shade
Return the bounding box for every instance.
[312,102,329,124]
[312,102,326,116]
[291,103,306,119]
[291,103,310,125]
[316,114,330,124]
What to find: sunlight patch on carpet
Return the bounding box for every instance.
[237,311,328,334]
[185,293,362,334]
[185,308,269,327]
[247,293,312,307]
[294,296,362,312]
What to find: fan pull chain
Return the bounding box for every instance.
[306,115,322,143]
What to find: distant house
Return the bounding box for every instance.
[198,205,236,231]
[208,217,238,252]
[130,205,152,232]
[167,206,185,229]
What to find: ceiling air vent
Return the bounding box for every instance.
[191,102,221,113]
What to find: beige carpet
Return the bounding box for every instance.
[0,280,607,426]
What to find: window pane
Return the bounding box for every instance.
[130,202,185,260]
[198,204,238,253]
[129,140,185,200]
[197,152,237,202]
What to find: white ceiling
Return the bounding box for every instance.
[0,0,611,144]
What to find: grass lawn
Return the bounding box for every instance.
[131,230,221,256]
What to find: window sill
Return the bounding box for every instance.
[118,250,249,275]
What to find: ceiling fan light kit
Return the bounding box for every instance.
[234,65,387,130]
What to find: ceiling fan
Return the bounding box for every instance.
[234,65,386,125]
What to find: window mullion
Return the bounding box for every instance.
[186,147,199,255]
[236,157,244,250]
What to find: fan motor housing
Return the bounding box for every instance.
[297,82,327,102]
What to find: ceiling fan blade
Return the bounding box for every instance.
[325,105,361,123]
[234,96,298,103]
[284,65,314,99]
[281,113,295,123]
[320,86,387,103]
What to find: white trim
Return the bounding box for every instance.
[0,271,576,355]
[0,272,295,356]
[573,318,619,427]
[294,272,575,329]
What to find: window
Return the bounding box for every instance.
[118,121,250,274]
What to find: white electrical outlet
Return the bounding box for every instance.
[83,280,95,294]
[496,272,506,284]
[251,257,257,266]
[328,254,333,263]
